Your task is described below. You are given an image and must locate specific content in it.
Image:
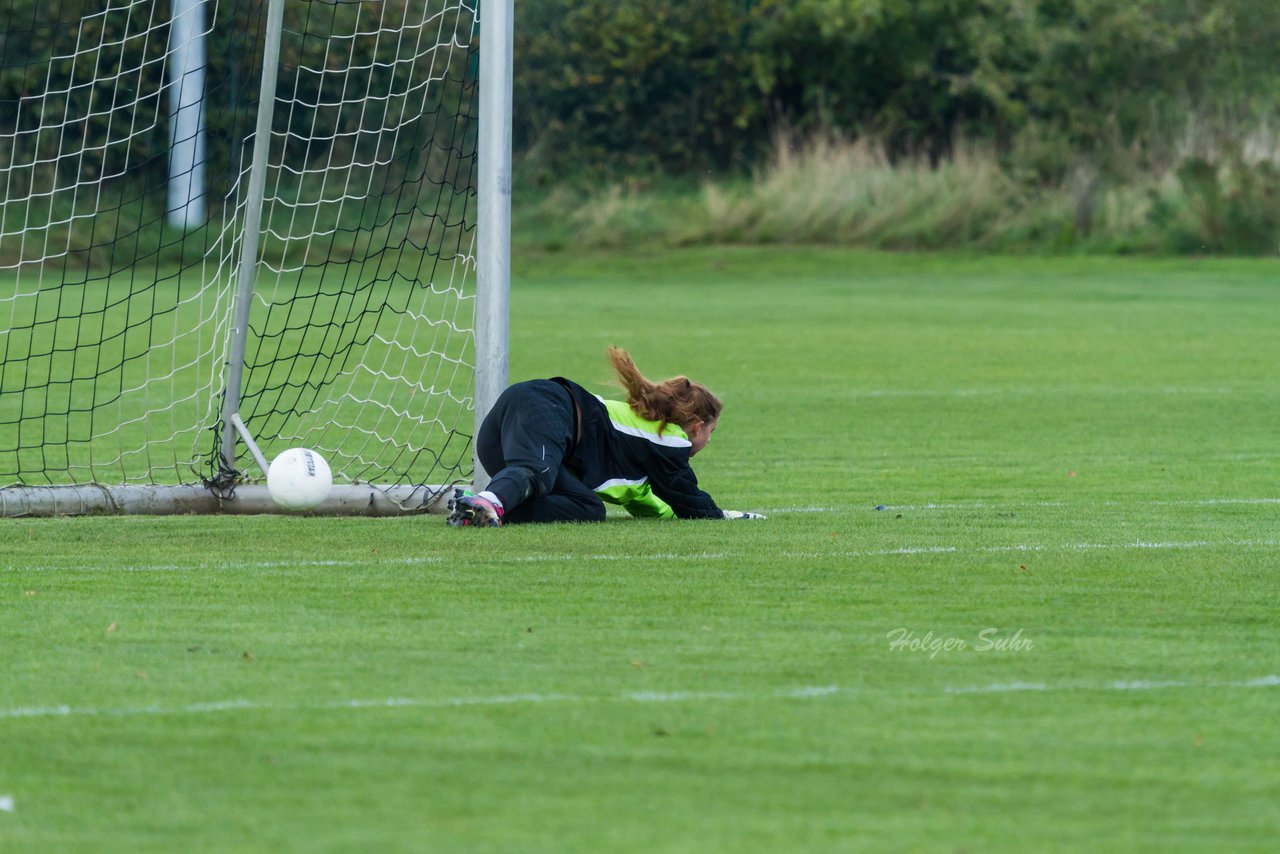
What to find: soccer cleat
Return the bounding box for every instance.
[447,488,504,527]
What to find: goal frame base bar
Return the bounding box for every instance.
[0,484,454,518]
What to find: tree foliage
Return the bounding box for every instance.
[2,0,1276,206]
[515,0,1280,176]
[0,0,476,204]
[514,0,768,173]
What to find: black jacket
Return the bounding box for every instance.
[552,377,722,519]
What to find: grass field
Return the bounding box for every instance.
[2,247,1278,852]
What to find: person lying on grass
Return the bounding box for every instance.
[448,346,765,526]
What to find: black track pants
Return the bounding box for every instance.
[476,380,607,524]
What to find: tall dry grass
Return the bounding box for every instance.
[689,135,1021,248]
[519,128,1280,255]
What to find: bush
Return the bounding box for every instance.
[1150,154,1280,254]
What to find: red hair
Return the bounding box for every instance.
[607,345,722,435]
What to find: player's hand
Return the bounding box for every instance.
[722,510,767,520]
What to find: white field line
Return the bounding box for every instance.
[1154,498,1280,506]
[511,552,731,563]
[0,685,838,720]
[772,497,1280,514]
[845,386,1238,398]
[0,554,728,572]
[3,538,1278,574]
[780,538,1280,560]
[945,676,1280,694]
[2,678,1276,722]
[769,506,841,513]
[2,556,445,573]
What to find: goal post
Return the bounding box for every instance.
[218,0,286,484]
[0,0,511,517]
[474,0,512,491]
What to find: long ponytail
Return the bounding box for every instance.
[606,345,722,434]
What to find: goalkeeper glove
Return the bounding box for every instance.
[722,510,767,520]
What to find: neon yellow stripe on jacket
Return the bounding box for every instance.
[597,397,691,448]
[592,399,686,518]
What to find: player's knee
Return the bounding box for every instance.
[531,466,559,498]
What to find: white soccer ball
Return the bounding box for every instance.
[267,447,332,511]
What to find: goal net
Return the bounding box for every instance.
[0,0,502,515]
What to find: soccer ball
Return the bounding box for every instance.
[267,447,332,511]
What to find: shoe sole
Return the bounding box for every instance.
[447,497,500,527]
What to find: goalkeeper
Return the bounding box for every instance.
[448,346,764,526]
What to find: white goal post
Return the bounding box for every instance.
[0,0,512,517]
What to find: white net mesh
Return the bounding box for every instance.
[0,0,481,496]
